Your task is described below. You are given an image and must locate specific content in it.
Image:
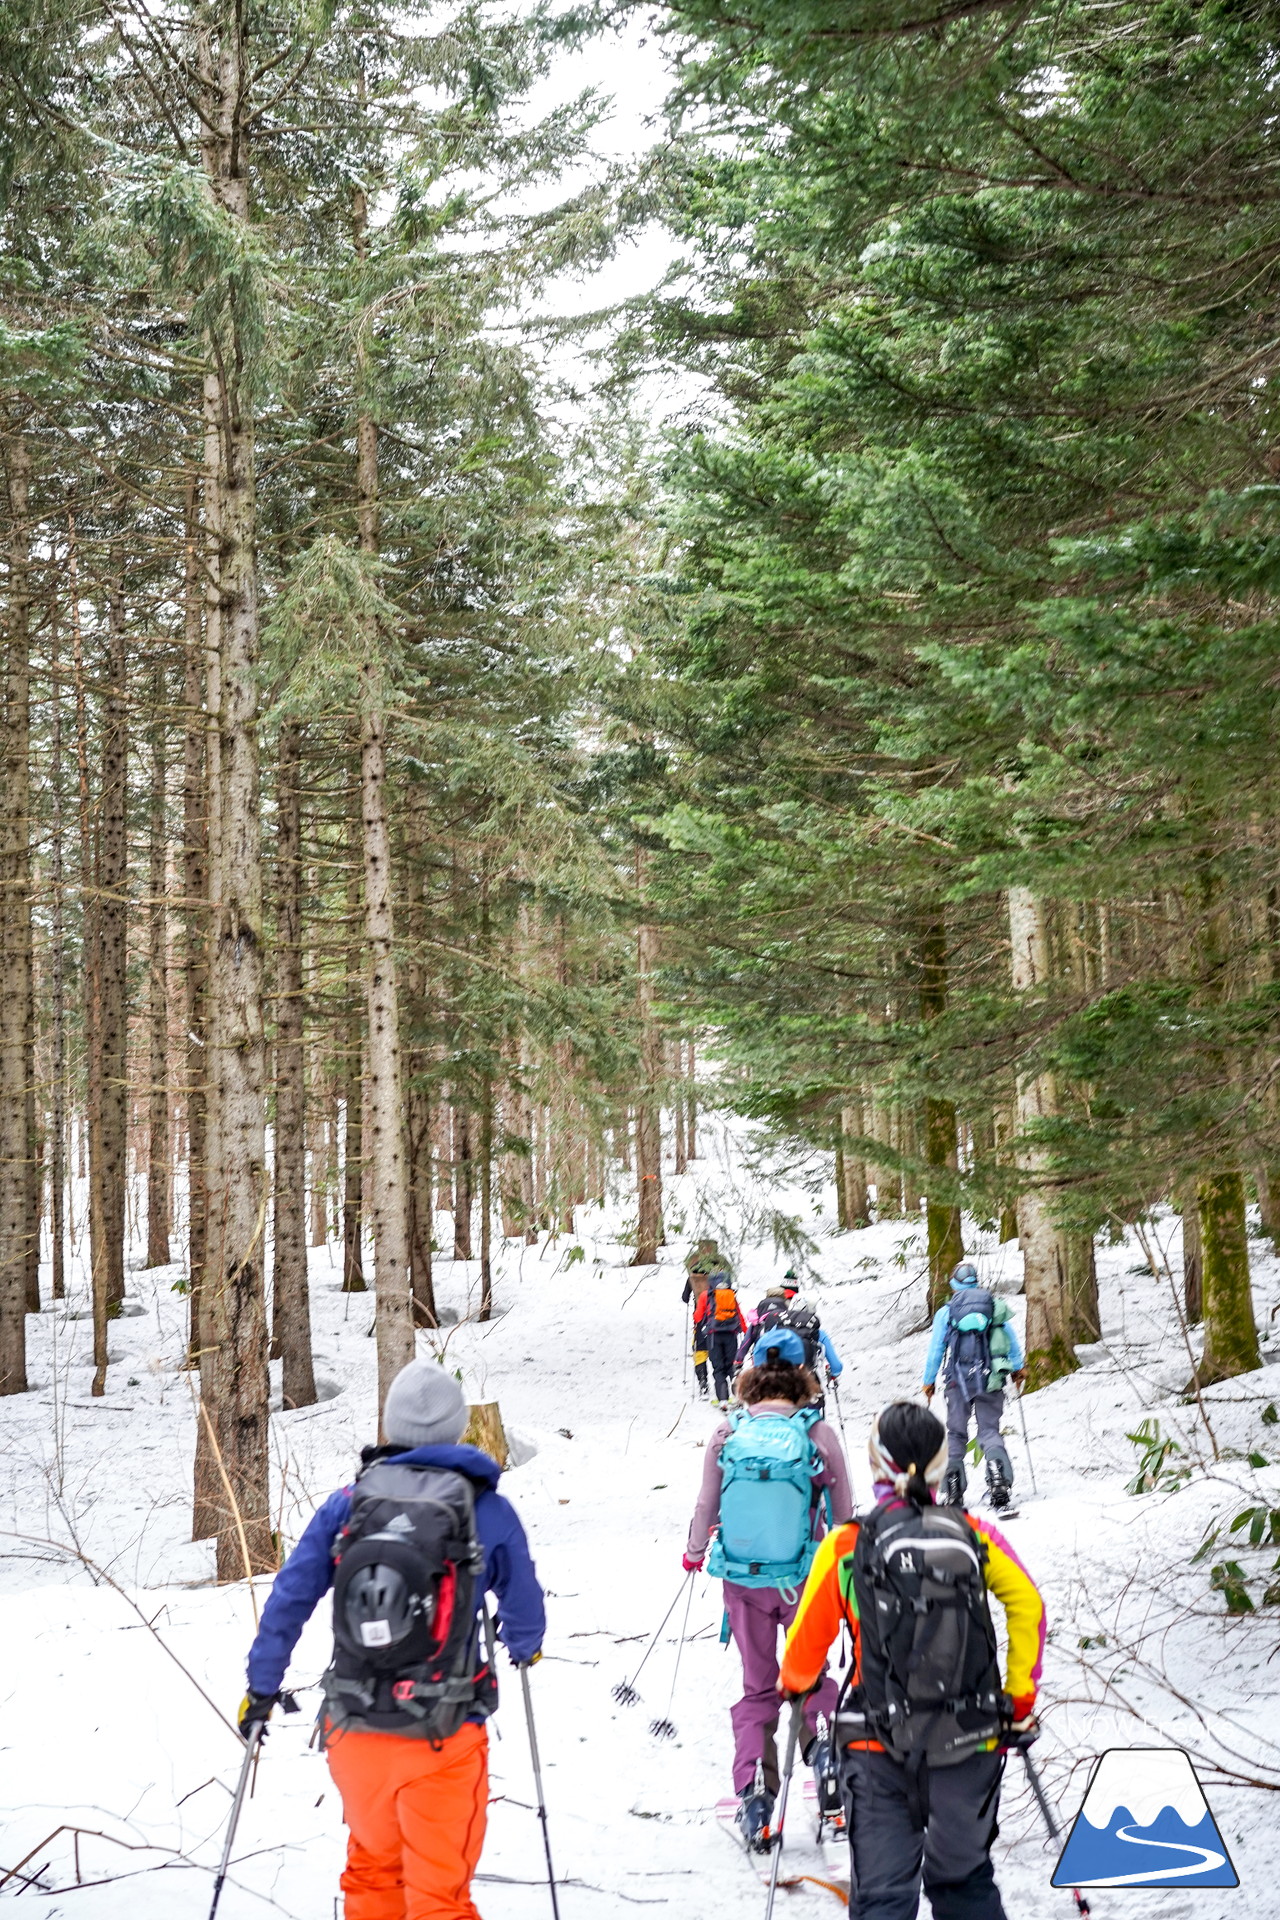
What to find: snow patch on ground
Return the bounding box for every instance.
[2,1118,1279,1918]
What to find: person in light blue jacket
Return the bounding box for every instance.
[921,1261,1025,1511]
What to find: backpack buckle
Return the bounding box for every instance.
[392,1679,417,1703]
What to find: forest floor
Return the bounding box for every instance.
[2,1119,1280,1919]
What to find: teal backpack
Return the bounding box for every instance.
[707,1406,825,1598]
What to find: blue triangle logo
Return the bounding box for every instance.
[1052,1747,1238,1889]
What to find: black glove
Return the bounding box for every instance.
[238,1690,278,1738]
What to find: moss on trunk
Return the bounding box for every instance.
[1197,1172,1260,1384]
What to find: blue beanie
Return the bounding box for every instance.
[751,1327,806,1369]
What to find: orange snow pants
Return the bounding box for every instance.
[325,1721,488,1920]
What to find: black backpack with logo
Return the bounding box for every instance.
[843,1499,1002,1766]
[323,1457,495,1740]
[757,1302,822,1370]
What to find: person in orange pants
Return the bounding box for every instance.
[239,1359,546,1920]
[326,1721,489,1920]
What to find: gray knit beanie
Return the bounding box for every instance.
[382,1360,468,1448]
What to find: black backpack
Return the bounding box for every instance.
[323,1456,495,1740]
[758,1302,821,1370]
[843,1499,1002,1766]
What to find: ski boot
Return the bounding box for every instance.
[986,1459,1013,1512]
[805,1721,845,1835]
[736,1763,775,1854]
[940,1464,966,1507]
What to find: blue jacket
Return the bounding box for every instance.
[816,1328,843,1378]
[246,1443,546,1695]
[923,1302,1024,1388]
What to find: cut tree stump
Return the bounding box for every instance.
[464,1400,509,1468]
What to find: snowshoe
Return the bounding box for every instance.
[940,1465,966,1507]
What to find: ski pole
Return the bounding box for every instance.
[651,1561,697,1738]
[829,1376,848,1447]
[1013,1382,1038,1496]
[612,1570,693,1705]
[1018,1746,1090,1917]
[520,1663,561,1920]
[764,1698,805,1920]
[209,1723,264,1920]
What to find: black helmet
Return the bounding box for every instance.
[343,1561,423,1651]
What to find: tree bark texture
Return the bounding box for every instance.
[48,603,66,1302]
[1180,1182,1203,1325]
[182,482,209,1372]
[633,888,663,1264]
[840,1102,869,1228]
[920,916,963,1314]
[94,563,129,1320]
[452,1102,473,1260]
[195,25,273,1579]
[0,433,32,1391]
[271,720,314,1407]
[1197,1172,1260,1383]
[1007,887,1077,1387]
[355,405,415,1406]
[145,675,171,1267]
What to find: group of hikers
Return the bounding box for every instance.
[233,1242,1041,1920]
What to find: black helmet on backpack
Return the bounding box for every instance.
[343,1560,426,1652]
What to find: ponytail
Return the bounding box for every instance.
[871,1401,947,1506]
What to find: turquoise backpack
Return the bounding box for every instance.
[707,1405,825,1597]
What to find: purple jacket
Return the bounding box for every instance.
[246,1442,545,1695]
[685,1403,854,1561]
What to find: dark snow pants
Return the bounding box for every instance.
[844,1748,1007,1920]
[709,1329,738,1402]
[944,1383,1012,1491]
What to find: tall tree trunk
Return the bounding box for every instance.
[1180,1181,1203,1325]
[1192,875,1260,1385]
[272,720,314,1406]
[68,523,108,1391]
[840,1101,869,1228]
[95,562,128,1317]
[182,480,209,1371]
[1197,1173,1260,1383]
[48,601,66,1302]
[478,1074,494,1322]
[1007,887,1077,1387]
[920,918,963,1314]
[354,402,414,1403]
[452,1102,473,1259]
[1065,1231,1101,1342]
[633,856,663,1265]
[195,24,272,1579]
[672,1039,688,1175]
[145,671,171,1267]
[404,982,437,1328]
[686,1038,697,1160]
[0,431,32,1390]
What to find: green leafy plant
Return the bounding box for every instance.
[1209,1561,1255,1614]
[1228,1505,1280,1549]
[1125,1419,1189,1494]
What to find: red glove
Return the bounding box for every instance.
[1009,1693,1036,1723]
[1006,1693,1039,1746]
[682,1552,703,1573]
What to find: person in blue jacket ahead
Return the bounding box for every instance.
[241,1358,545,1920]
[922,1260,1025,1512]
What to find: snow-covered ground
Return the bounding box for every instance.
[3,1118,1279,1919]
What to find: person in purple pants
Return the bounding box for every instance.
[684,1331,853,1851]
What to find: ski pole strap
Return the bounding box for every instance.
[720,1607,731,1646]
